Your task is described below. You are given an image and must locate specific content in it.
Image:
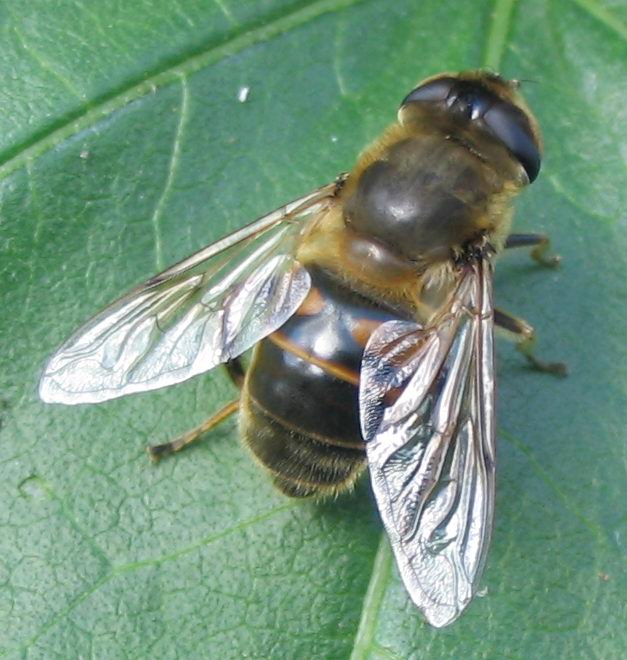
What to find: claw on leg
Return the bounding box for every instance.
[530,240,561,268]
[148,399,240,462]
[495,309,567,377]
[516,334,568,377]
[504,233,561,268]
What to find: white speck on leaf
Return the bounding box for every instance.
[238,86,250,103]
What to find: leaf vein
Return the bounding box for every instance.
[150,74,190,271]
[16,502,295,654]
[112,501,296,571]
[499,427,612,546]
[483,0,517,70]
[350,534,394,660]
[571,0,627,41]
[12,26,85,103]
[0,0,365,181]
[333,16,349,97]
[214,0,238,26]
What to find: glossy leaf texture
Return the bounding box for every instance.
[1,0,626,657]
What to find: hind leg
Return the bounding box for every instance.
[147,358,246,461]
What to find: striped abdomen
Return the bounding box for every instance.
[240,266,406,498]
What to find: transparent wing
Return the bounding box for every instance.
[359,260,495,628]
[40,182,340,404]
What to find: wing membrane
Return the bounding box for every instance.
[40,183,338,404]
[360,261,495,627]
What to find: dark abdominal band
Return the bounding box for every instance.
[240,390,366,498]
[240,266,403,498]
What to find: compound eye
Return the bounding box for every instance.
[400,77,457,105]
[401,76,541,182]
[483,101,541,182]
[448,85,494,119]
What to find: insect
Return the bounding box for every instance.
[40,71,565,627]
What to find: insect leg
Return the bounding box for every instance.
[495,308,567,377]
[504,233,561,267]
[224,357,246,389]
[147,399,239,462]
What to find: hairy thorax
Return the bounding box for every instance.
[297,121,519,320]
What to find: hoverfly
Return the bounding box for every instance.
[40,71,564,627]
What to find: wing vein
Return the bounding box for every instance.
[360,261,496,627]
[40,184,336,403]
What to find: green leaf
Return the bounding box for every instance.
[1,0,626,657]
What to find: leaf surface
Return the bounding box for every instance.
[1,0,626,657]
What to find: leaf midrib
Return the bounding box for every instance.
[347,1,517,654]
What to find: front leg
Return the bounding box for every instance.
[495,308,567,377]
[504,233,561,267]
